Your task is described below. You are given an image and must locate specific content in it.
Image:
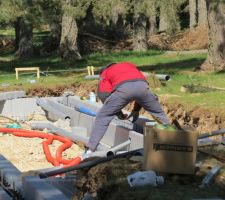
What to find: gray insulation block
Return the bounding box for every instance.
[22,176,69,200]
[0,91,26,102]
[0,187,13,200]
[129,131,143,150]
[0,155,23,196]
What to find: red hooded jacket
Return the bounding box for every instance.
[98,62,147,102]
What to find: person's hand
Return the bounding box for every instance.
[128,111,139,123]
[117,111,128,120]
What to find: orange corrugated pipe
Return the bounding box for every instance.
[0,128,81,167]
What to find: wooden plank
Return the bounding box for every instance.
[15,67,40,80]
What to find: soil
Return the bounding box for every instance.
[72,154,225,200]
[1,25,223,199]
[0,24,208,55]
[80,24,208,52]
[24,83,225,200]
[25,82,225,134]
[0,112,83,172]
[73,157,143,200]
[148,25,208,51]
[0,135,82,172]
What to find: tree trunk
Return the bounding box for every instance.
[159,3,180,34]
[197,0,207,25]
[132,14,148,51]
[14,17,21,51]
[15,17,33,59]
[59,12,81,60]
[159,5,168,33]
[148,16,157,35]
[49,22,61,48]
[41,22,61,55]
[200,1,225,71]
[189,0,197,28]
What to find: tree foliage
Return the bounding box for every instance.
[0,0,25,24]
[63,0,90,20]
[34,0,63,24]
[92,0,128,24]
[131,0,156,19]
[91,0,157,25]
[158,0,187,33]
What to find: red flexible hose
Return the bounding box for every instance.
[43,136,60,166]
[0,128,81,167]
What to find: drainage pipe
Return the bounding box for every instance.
[85,74,171,81]
[198,129,225,139]
[30,122,108,151]
[31,122,70,135]
[39,148,143,179]
[155,74,171,81]
[85,75,100,80]
[75,106,97,117]
[104,139,131,157]
[86,139,131,158]
[36,98,70,120]
[0,128,81,167]
[31,122,89,144]
[42,136,59,166]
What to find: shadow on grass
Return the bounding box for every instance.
[216,69,225,74]
[139,58,206,74]
[0,54,71,73]
[0,51,206,75]
[0,50,164,73]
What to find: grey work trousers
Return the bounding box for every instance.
[87,81,169,151]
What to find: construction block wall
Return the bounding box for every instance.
[0,94,147,150]
[129,131,143,150]
[0,91,26,102]
[60,94,148,148]
[0,98,38,120]
[101,121,130,147]
[46,99,81,126]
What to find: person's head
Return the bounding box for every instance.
[99,63,117,74]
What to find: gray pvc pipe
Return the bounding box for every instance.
[89,139,131,157]
[155,74,171,81]
[30,122,108,151]
[31,122,86,143]
[85,74,171,81]
[36,98,70,120]
[198,129,225,139]
[85,75,100,80]
[106,139,131,156]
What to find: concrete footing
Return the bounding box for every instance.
[0,155,73,200]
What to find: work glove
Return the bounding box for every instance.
[116,111,128,120]
[127,110,139,123]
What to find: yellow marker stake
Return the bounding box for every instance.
[87,66,95,75]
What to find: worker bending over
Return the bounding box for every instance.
[86,62,170,153]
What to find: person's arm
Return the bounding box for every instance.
[133,101,142,112]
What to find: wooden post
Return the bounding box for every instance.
[15,67,40,80]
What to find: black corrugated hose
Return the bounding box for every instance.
[39,148,143,179]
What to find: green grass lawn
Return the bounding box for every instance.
[0,48,225,112]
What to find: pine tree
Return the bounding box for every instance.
[158,0,186,34]
[200,0,225,71]
[189,0,197,28]
[0,0,42,58]
[59,0,90,60]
